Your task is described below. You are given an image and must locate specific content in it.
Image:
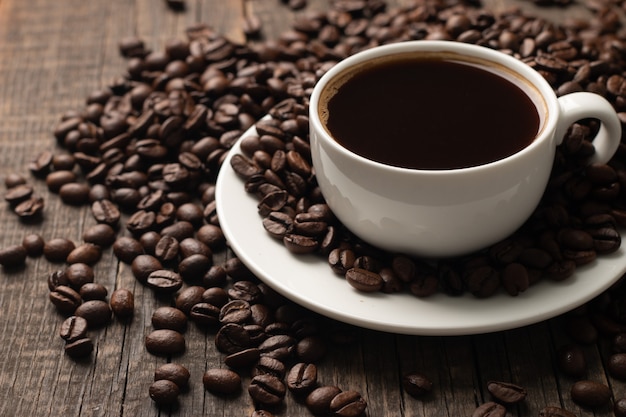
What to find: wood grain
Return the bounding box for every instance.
[0,0,620,416]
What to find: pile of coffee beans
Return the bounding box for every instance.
[232,0,626,300]
[3,0,626,415]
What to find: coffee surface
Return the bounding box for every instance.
[321,56,542,169]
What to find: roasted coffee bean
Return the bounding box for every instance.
[328,248,356,275]
[149,379,180,406]
[345,267,383,292]
[79,283,108,301]
[21,233,44,257]
[223,257,255,281]
[154,363,190,388]
[589,226,621,253]
[258,334,296,361]
[501,263,529,296]
[228,280,262,303]
[556,344,587,377]
[4,173,26,188]
[64,337,94,358]
[4,184,33,205]
[145,329,186,356]
[471,401,506,417]
[75,300,112,327]
[175,286,205,314]
[152,306,188,332]
[402,373,433,398]
[14,196,44,219]
[92,199,121,226]
[283,233,318,254]
[154,235,179,262]
[44,238,76,262]
[113,236,144,263]
[330,390,367,417]
[202,287,229,307]
[65,263,95,289]
[130,254,162,283]
[608,353,626,380]
[59,315,88,342]
[178,253,212,281]
[202,368,241,395]
[262,211,294,239]
[110,288,134,318]
[66,243,102,265]
[176,202,204,226]
[286,362,317,395]
[253,356,286,379]
[224,347,261,369]
[161,220,195,241]
[0,244,27,268]
[82,223,116,247]
[220,299,252,325]
[215,323,251,354]
[306,386,342,415]
[190,302,221,326]
[139,231,161,255]
[49,285,82,314]
[48,269,70,291]
[59,182,90,205]
[126,210,156,236]
[52,153,76,171]
[570,380,611,408]
[465,265,501,298]
[294,336,326,363]
[486,380,527,404]
[196,224,226,249]
[179,237,212,258]
[250,304,273,328]
[248,374,286,406]
[146,269,184,293]
[46,170,77,192]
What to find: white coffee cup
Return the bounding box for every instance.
[309,40,622,257]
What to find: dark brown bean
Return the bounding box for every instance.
[345,267,383,292]
[75,300,112,328]
[306,386,342,415]
[59,316,89,342]
[152,306,188,332]
[202,368,241,395]
[486,380,527,404]
[286,362,317,395]
[330,390,367,417]
[248,374,286,406]
[155,363,190,388]
[149,379,180,406]
[570,380,611,408]
[145,329,186,356]
[110,289,134,318]
[44,238,76,262]
[0,245,27,268]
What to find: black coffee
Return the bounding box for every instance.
[320,53,543,169]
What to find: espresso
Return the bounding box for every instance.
[320,53,543,169]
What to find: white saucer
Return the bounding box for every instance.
[215,122,626,336]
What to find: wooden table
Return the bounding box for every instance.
[0,0,618,416]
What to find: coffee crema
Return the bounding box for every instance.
[319,52,544,170]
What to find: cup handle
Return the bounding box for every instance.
[556,92,622,164]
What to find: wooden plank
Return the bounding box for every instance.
[0,0,624,416]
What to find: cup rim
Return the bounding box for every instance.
[309,40,559,175]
